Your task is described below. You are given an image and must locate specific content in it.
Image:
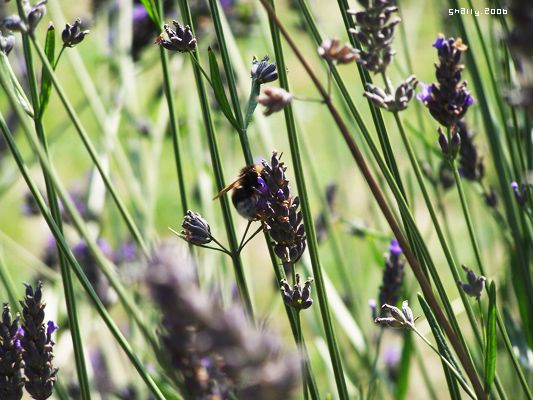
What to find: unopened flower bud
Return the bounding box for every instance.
[438,127,449,157]
[155,20,196,53]
[457,264,486,300]
[280,274,314,311]
[375,300,419,329]
[27,0,47,33]
[318,37,357,65]
[257,86,293,116]
[180,210,212,245]
[62,18,90,47]
[251,55,278,84]
[450,130,461,159]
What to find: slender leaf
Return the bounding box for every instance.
[39,23,55,117]
[244,80,260,129]
[484,281,497,395]
[140,0,160,26]
[207,47,241,131]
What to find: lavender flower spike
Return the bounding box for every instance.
[378,238,405,313]
[417,34,475,128]
[0,303,24,400]
[19,282,58,400]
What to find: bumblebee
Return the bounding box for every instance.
[213,164,264,220]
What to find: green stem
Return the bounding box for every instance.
[451,158,529,400]
[0,245,20,314]
[266,1,349,398]
[295,311,309,400]
[238,225,263,254]
[366,327,384,400]
[156,0,189,216]
[411,326,477,400]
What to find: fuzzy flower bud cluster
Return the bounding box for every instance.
[364,75,417,112]
[0,303,24,400]
[61,18,89,48]
[378,239,404,314]
[146,242,298,400]
[255,151,306,264]
[19,282,58,400]
[457,265,486,300]
[251,55,278,84]
[375,300,419,329]
[280,274,314,311]
[155,20,197,53]
[417,34,474,128]
[318,37,357,65]
[180,210,212,245]
[347,0,399,73]
[256,86,292,116]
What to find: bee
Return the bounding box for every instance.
[213,164,264,220]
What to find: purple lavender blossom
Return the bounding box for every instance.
[0,304,24,399]
[46,320,58,336]
[389,238,402,256]
[418,34,474,128]
[19,282,58,399]
[379,239,405,313]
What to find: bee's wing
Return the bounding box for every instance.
[213,175,244,200]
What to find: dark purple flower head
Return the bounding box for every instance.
[418,34,474,129]
[62,18,90,48]
[156,20,197,53]
[254,151,306,264]
[251,55,278,84]
[280,274,314,311]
